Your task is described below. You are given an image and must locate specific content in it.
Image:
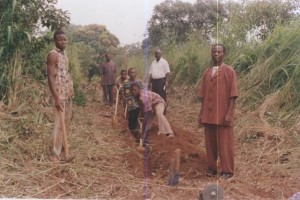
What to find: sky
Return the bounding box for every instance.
[58,0,197,45]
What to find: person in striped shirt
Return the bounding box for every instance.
[131,82,174,142]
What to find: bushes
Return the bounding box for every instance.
[237,22,300,125]
[73,83,86,107]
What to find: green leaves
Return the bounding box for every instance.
[0,0,70,101]
[0,47,3,59]
[7,25,12,44]
[11,0,16,14]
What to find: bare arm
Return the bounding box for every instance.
[47,53,63,111]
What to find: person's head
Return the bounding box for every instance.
[105,52,111,62]
[130,82,141,97]
[128,67,137,80]
[54,30,67,51]
[120,69,127,80]
[154,49,162,61]
[211,44,226,65]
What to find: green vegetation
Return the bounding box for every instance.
[0,0,299,198]
[237,21,300,125]
[128,0,300,127]
[0,0,69,105]
[1,0,299,125]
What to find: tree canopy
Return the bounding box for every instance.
[145,0,300,47]
[71,24,120,55]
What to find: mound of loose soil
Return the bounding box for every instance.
[122,123,207,181]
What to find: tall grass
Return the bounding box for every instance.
[237,22,300,125]
[7,49,24,107]
[128,34,211,85]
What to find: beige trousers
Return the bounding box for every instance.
[51,100,72,157]
[143,103,173,139]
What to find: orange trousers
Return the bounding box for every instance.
[204,124,234,174]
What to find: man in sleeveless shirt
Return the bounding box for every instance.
[47,30,74,162]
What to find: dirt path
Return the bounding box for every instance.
[0,87,298,199]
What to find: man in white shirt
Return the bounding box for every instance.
[149,49,170,102]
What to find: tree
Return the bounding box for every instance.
[191,0,227,40]
[243,0,300,41]
[147,0,227,46]
[0,0,70,104]
[68,24,121,81]
[147,0,193,46]
[72,24,120,55]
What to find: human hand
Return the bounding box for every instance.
[224,113,231,126]
[165,81,168,88]
[68,91,74,99]
[54,98,63,112]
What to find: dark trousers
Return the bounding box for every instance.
[204,124,235,174]
[128,108,141,131]
[103,85,114,105]
[152,78,166,102]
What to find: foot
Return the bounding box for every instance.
[165,133,174,137]
[205,169,217,177]
[49,154,60,162]
[219,173,233,180]
[63,155,76,162]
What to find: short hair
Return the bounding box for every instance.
[155,49,161,54]
[128,67,136,74]
[130,82,141,90]
[212,43,226,54]
[53,30,65,39]
[120,69,127,74]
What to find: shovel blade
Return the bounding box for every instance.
[168,172,180,186]
[111,116,118,129]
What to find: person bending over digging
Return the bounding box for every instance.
[120,68,144,142]
[116,69,129,89]
[131,82,174,145]
[198,44,238,180]
[47,30,75,162]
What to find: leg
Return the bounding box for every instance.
[154,103,173,135]
[217,126,235,175]
[102,85,109,105]
[141,111,155,140]
[152,79,166,102]
[50,107,63,161]
[128,108,141,141]
[204,124,218,172]
[108,85,114,106]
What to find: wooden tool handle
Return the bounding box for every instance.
[124,104,127,119]
[60,107,69,157]
[174,149,181,172]
[114,86,119,116]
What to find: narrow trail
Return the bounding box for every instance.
[0,86,298,199]
[69,96,211,199]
